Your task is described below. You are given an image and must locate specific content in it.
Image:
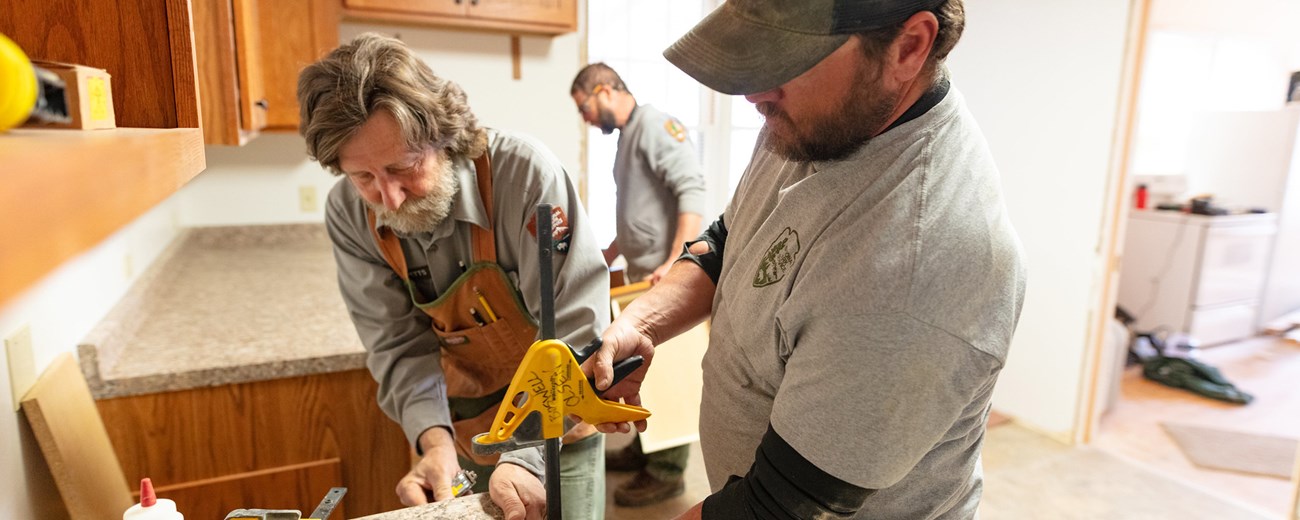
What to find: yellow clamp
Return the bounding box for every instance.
[477,339,650,444]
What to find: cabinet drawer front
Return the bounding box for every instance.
[156,459,342,520]
[1188,304,1258,346]
[1194,226,1274,306]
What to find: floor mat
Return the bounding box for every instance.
[1162,422,1297,479]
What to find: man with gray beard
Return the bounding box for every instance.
[585,0,1027,518]
[298,33,610,520]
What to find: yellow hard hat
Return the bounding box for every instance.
[0,32,38,132]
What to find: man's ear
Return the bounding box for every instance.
[888,11,940,82]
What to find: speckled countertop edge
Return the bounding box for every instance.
[353,493,503,519]
[78,224,369,400]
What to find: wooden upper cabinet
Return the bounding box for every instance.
[344,0,577,35]
[0,1,207,310]
[194,0,340,145]
[0,1,201,129]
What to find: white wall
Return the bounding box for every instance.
[178,24,584,227]
[0,22,583,518]
[0,201,182,519]
[948,0,1133,439]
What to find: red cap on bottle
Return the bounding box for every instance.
[140,478,156,507]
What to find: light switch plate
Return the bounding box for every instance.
[5,324,35,411]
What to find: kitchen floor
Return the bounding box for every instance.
[602,336,1298,519]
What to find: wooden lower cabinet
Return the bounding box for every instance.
[96,369,409,519]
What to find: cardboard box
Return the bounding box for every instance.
[25,60,116,130]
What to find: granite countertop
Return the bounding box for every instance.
[78,224,368,399]
[354,494,503,520]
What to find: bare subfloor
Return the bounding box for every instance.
[602,337,1298,519]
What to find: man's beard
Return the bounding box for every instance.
[369,156,458,235]
[757,57,900,162]
[597,107,618,135]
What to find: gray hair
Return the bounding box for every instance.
[297,32,487,175]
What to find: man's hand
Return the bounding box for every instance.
[581,316,657,434]
[396,427,463,506]
[648,260,675,284]
[489,463,546,520]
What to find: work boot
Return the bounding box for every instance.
[604,443,648,472]
[613,470,685,507]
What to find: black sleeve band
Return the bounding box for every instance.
[677,214,727,284]
[702,425,873,520]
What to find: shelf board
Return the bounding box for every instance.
[0,127,206,309]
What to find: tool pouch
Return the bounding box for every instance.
[453,401,506,466]
[418,262,538,398]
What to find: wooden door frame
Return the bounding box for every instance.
[1076,0,1153,445]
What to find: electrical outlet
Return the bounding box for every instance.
[5,324,35,411]
[124,252,135,280]
[299,185,319,213]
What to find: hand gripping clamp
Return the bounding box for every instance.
[470,338,649,454]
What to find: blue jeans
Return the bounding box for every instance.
[560,432,605,519]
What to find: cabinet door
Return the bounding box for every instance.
[345,0,467,17]
[232,0,268,132]
[257,0,341,131]
[469,0,575,29]
[194,0,268,144]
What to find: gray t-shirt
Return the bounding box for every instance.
[613,105,707,280]
[701,88,1026,519]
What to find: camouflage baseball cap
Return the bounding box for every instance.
[664,0,945,95]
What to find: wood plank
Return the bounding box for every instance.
[19,354,134,520]
[511,35,521,80]
[152,459,343,519]
[0,127,206,310]
[97,369,409,518]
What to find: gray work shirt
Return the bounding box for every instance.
[325,129,610,459]
[613,105,706,280]
[701,88,1027,518]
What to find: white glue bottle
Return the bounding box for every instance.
[123,478,183,520]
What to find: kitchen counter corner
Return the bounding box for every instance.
[78,224,367,399]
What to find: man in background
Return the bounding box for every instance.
[571,63,706,506]
[572,63,707,285]
[586,0,1028,518]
